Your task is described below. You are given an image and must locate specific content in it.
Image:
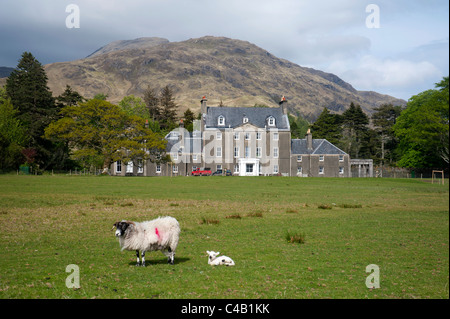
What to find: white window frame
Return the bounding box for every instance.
[297,166,302,174]
[273,147,279,158]
[234,132,239,140]
[319,155,324,162]
[116,160,122,173]
[216,131,222,140]
[273,132,279,141]
[234,147,239,158]
[218,115,225,126]
[319,166,324,174]
[268,116,275,126]
[339,166,344,174]
[156,165,161,174]
[256,132,262,140]
[245,146,250,158]
[339,155,344,162]
[273,165,279,174]
[172,165,178,173]
[216,146,222,157]
[256,147,262,158]
[297,155,302,162]
[245,132,250,140]
[243,116,248,124]
[234,164,240,173]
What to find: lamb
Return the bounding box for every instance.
[206,250,235,266]
[112,216,180,266]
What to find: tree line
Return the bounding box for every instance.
[0,52,448,173]
[309,76,448,169]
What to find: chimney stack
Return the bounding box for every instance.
[306,128,313,151]
[200,95,207,115]
[279,96,288,115]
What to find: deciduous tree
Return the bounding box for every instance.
[44,99,167,172]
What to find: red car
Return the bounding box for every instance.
[191,167,212,176]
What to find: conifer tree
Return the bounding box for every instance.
[5,52,65,170]
[159,85,178,130]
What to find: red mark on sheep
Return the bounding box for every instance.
[155,227,160,239]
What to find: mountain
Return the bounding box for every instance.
[0,67,14,78]
[5,36,406,121]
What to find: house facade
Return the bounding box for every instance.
[111,96,351,177]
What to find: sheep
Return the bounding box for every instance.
[206,250,235,266]
[112,216,180,266]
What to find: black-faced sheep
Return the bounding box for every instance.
[112,216,180,266]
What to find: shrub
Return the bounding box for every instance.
[200,217,220,225]
[285,231,305,244]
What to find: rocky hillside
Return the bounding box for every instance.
[8,36,407,121]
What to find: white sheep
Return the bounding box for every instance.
[112,216,180,266]
[206,250,235,266]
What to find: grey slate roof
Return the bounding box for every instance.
[291,139,347,155]
[205,106,290,130]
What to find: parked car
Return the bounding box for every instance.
[212,169,232,176]
[191,167,212,176]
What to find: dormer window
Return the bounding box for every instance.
[218,115,225,126]
[243,116,248,124]
[267,116,275,126]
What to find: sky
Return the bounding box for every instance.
[0,0,448,101]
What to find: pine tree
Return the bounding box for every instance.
[371,104,402,165]
[143,86,160,121]
[57,85,85,107]
[183,108,195,132]
[159,85,178,130]
[5,52,63,170]
[341,102,369,158]
[310,107,343,146]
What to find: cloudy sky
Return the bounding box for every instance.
[0,0,448,100]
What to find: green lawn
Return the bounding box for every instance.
[0,175,448,299]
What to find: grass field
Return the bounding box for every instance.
[0,175,448,299]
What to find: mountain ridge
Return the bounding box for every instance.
[2,36,406,121]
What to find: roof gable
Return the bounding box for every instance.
[291,139,347,155]
[205,106,289,130]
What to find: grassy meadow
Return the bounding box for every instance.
[0,175,448,299]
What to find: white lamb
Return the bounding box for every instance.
[206,250,235,266]
[112,216,180,266]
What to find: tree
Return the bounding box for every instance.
[143,86,160,121]
[5,52,67,170]
[183,108,195,132]
[119,95,148,119]
[393,76,449,168]
[44,99,167,172]
[310,107,343,146]
[288,113,309,139]
[0,88,28,170]
[371,104,403,166]
[159,85,178,130]
[93,93,108,100]
[341,102,369,158]
[56,85,85,107]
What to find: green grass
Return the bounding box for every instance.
[0,175,448,299]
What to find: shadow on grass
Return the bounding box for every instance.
[127,257,190,266]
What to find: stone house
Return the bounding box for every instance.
[111,96,351,177]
